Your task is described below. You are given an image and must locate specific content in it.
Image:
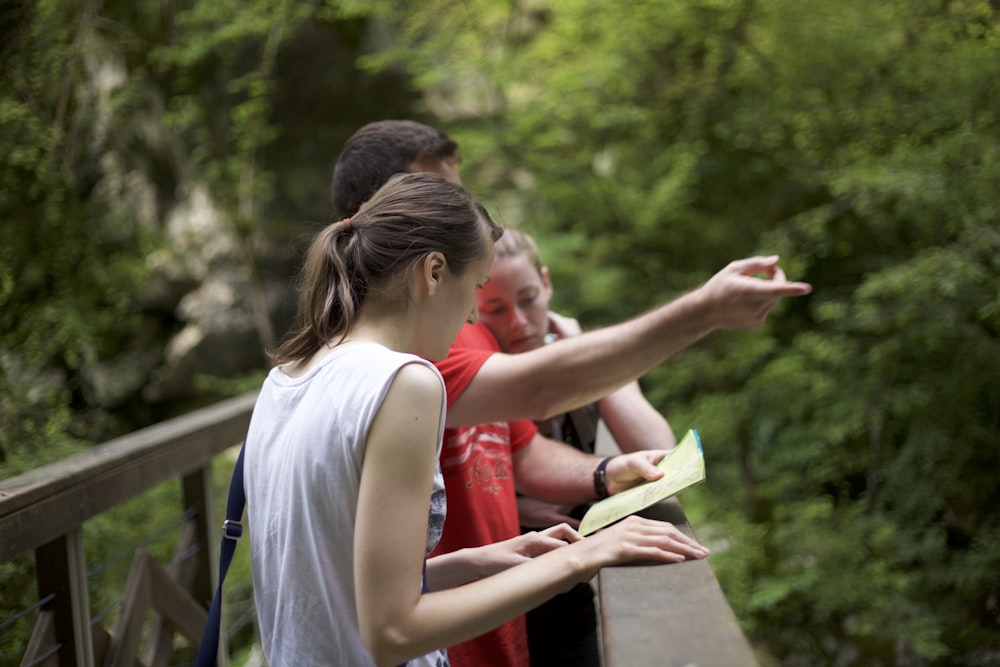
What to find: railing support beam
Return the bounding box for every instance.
[183,465,218,611]
[35,529,95,667]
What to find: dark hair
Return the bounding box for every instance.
[331,120,459,218]
[274,172,502,365]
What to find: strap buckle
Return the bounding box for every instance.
[222,519,243,541]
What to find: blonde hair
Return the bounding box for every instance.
[493,227,543,277]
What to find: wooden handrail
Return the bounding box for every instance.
[0,391,258,667]
[598,498,759,666]
[1,391,757,666]
[0,392,257,562]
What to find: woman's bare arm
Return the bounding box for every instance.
[355,363,710,667]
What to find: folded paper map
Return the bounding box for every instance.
[579,429,706,536]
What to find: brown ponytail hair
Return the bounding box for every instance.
[272,172,502,365]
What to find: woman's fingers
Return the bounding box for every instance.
[597,516,710,562]
[539,522,583,543]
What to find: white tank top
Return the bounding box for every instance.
[245,342,449,667]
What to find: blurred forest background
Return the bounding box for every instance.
[2,0,998,665]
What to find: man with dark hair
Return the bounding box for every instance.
[331,119,812,667]
[332,119,460,218]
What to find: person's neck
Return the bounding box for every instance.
[341,315,414,353]
[281,308,417,379]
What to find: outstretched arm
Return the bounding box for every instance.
[548,309,675,451]
[445,256,811,427]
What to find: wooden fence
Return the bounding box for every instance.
[0,392,757,666]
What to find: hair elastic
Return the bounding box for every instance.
[343,217,351,233]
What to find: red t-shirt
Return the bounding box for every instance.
[432,322,537,667]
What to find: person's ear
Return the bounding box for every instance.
[421,251,448,296]
[541,266,554,299]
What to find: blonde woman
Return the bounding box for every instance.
[475,227,681,666]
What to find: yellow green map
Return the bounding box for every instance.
[579,429,705,536]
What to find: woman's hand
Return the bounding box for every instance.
[474,524,581,576]
[569,515,709,581]
[427,523,580,590]
[547,310,582,339]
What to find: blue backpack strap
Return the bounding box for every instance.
[195,443,246,667]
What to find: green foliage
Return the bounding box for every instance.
[3,0,998,664]
[349,0,1000,663]
[1,1,416,660]
[0,0,413,456]
[150,0,314,218]
[0,1,155,469]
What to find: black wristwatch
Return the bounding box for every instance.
[593,456,613,500]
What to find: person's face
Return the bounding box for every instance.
[421,243,493,360]
[477,253,552,354]
[410,155,462,186]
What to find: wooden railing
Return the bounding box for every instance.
[598,499,758,666]
[0,393,257,667]
[0,392,758,666]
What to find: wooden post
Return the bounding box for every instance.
[183,459,230,667]
[35,529,95,667]
[182,464,218,611]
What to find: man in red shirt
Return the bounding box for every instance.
[331,120,812,667]
[431,324,540,666]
